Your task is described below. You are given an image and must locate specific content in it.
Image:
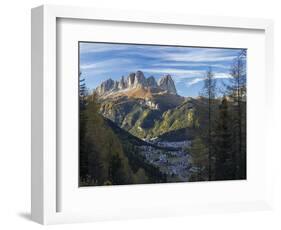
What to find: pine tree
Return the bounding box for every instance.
[214,96,234,180]
[224,50,247,179]
[200,67,217,180]
[79,72,87,110]
[83,94,106,185]
[188,137,208,181]
[79,72,89,184]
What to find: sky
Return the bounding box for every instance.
[79,42,246,97]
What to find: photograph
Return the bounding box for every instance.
[79,42,247,186]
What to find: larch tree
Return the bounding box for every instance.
[79,72,90,184]
[213,96,234,180]
[200,67,217,180]
[224,50,247,179]
[188,137,208,181]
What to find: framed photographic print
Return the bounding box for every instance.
[31,5,274,224]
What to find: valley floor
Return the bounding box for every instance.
[138,139,192,182]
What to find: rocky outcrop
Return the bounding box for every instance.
[146,76,158,88]
[158,74,177,94]
[112,80,119,91]
[133,71,146,88]
[95,71,178,96]
[127,72,136,88]
[96,78,115,95]
[118,76,127,90]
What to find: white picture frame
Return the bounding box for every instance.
[31,4,274,225]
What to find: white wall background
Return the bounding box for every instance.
[0,0,280,229]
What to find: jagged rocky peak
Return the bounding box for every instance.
[133,71,146,88]
[146,76,158,88]
[95,71,178,96]
[158,74,177,94]
[113,80,119,91]
[96,78,115,95]
[127,72,136,88]
[118,76,127,90]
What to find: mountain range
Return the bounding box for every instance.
[95,70,177,98]
[92,71,206,141]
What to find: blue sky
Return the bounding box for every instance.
[79,42,245,97]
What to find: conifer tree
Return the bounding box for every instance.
[188,137,208,181]
[200,67,217,180]
[224,50,247,179]
[214,96,234,180]
[79,72,89,184]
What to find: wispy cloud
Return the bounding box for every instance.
[79,42,244,97]
[151,62,229,69]
[186,73,232,86]
[80,58,132,70]
[142,68,205,77]
[160,49,236,63]
[187,78,204,86]
[124,47,237,63]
